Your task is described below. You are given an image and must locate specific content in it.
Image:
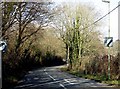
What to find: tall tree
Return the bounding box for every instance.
[2,2,54,54]
[2,2,17,39]
[2,2,56,67]
[53,3,104,70]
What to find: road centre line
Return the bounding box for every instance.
[48,75,56,81]
[44,69,46,72]
[45,72,48,75]
[44,68,77,86]
[44,68,67,89]
[44,68,56,81]
[59,83,67,89]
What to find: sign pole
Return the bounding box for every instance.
[102,0,111,80]
[108,47,110,80]
[108,1,111,80]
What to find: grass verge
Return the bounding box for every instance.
[61,67,120,87]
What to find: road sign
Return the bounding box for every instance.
[0,41,7,52]
[104,37,113,47]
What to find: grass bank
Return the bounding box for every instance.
[61,66,120,87]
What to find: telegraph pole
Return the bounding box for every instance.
[102,0,111,80]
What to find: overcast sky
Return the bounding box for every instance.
[53,0,119,41]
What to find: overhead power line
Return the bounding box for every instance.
[83,4,120,29]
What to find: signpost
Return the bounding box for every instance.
[0,40,7,88]
[104,37,113,80]
[104,37,113,47]
[0,41,7,52]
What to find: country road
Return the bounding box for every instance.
[14,65,113,89]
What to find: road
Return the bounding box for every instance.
[14,65,112,89]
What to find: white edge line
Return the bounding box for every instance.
[29,81,61,88]
[15,84,33,88]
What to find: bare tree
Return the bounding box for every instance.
[2,2,55,54]
[52,3,104,70]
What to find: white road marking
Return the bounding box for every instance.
[15,84,33,88]
[44,68,56,80]
[33,77,39,80]
[48,75,56,81]
[44,68,67,89]
[59,83,67,89]
[45,72,48,75]
[64,79,71,84]
[44,68,48,75]
[64,78,78,85]
[44,69,46,72]
[28,71,33,74]
[29,81,61,88]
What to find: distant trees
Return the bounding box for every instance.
[37,28,66,66]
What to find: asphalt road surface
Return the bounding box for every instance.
[14,65,113,89]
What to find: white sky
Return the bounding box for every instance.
[53,0,119,41]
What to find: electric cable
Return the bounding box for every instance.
[83,4,120,29]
